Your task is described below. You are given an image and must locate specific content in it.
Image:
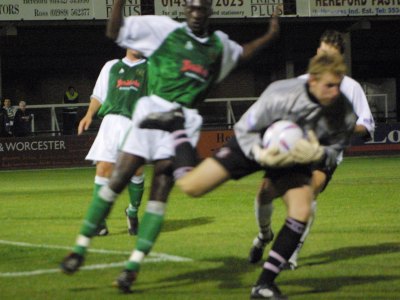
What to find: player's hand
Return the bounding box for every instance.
[292,130,324,164]
[267,4,281,40]
[252,144,295,168]
[78,115,92,135]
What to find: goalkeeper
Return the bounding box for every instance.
[139,52,357,299]
[248,30,375,271]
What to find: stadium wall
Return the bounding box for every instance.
[1,124,399,170]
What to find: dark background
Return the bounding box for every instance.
[1,14,399,128]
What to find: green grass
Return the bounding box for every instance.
[0,156,399,299]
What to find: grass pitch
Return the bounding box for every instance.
[0,156,399,299]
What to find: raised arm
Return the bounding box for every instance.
[106,0,125,40]
[239,5,281,63]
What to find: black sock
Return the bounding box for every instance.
[170,108,185,132]
[256,217,306,285]
[172,129,197,179]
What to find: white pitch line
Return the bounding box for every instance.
[0,240,192,261]
[0,239,129,255]
[0,262,126,277]
[0,239,192,277]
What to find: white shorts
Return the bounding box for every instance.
[120,95,202,161]
[86,114,132,163]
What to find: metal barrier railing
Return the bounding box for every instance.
[22,94,391,135]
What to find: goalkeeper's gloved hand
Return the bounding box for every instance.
[252,144,295,168]
[292,130,324,164]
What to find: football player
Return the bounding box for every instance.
[139,52,357,299]
[78,49,147,237]
[60,0,280,295]
[248,30,375,270]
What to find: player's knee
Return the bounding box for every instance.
[134,165,145,177]
[154,159,173,177]
[96,161,113,178]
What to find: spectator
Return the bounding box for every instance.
[0,99,11,137]
[13,101,32,137]
[3,98,16,134]
[3,98,16,119]
[63,86,79,135]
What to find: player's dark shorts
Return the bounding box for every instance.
[213,136,312,187]
[313,160,338,192]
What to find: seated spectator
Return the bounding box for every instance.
[0,100,11,137]
[13,101,32,137]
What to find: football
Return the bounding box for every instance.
[262,120,304,153]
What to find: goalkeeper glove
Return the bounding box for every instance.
[292,130,324,164]
[252,144,295,168]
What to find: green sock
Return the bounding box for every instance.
[125,261,141,272]
[78,186,114,238]
[127,179,144,218]
[73,245,87,256]
[93,183,107,228]
[135,201,165,254]
[121,201,165,271]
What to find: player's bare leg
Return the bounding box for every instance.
[285,169,327,269]
[176,157,230,197]
[248,178,279,264]
[250,169,327,269]
[114,159,174,293]
[251,176,312,299]
[285,200,316,269]
[60,152,144,274]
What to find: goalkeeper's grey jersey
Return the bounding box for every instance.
[234,78,357,169]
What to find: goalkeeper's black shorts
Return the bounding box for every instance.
[213,135,312,188]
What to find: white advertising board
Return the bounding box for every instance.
[155,0,400,18]
[0,0,141,21]
[308,0,400,17]
[0,0,399,21]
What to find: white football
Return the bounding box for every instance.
[262,120,304,153]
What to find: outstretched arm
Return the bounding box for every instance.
[239,5,281,63]
[106,0,125,40]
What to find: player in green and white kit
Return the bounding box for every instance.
[77,49,147,236]
[61,0,280,293]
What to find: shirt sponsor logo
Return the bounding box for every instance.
[181,59,209,82]
[116,79,141,90]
